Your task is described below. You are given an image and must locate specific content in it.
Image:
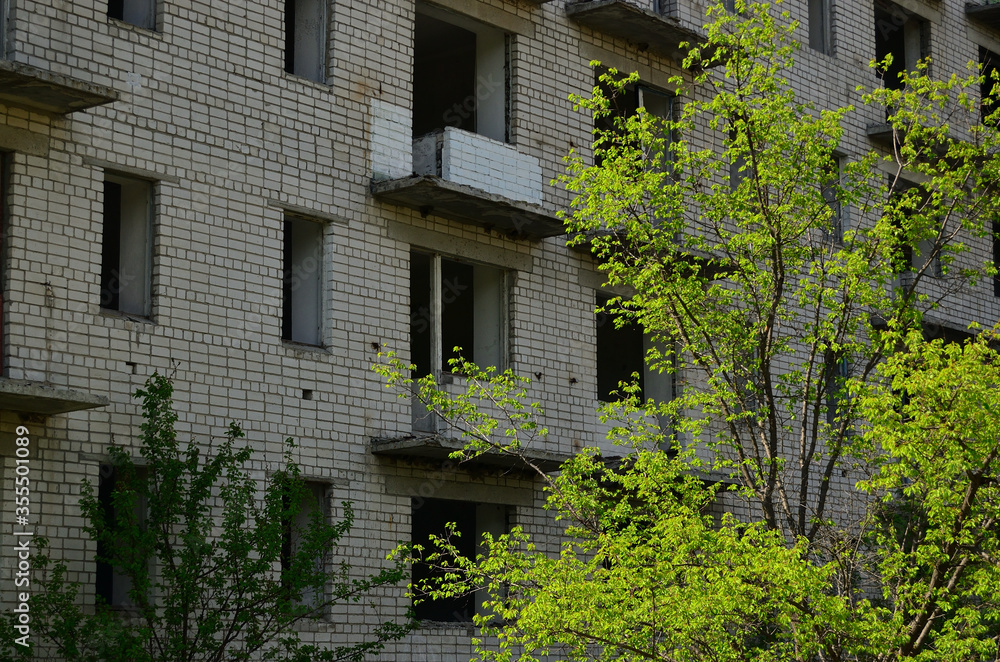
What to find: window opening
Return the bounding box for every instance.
[282,217,323,345]
[102,176,153,317]
[413,6,509,142]
[108,0,155,29]
[410,251,505,378]
[411,498,508,622]
[809,0,832,54]
[284,0,326,82]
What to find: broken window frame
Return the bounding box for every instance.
[282,215,325,347]
[412,5,511,143]
[107,0,156,30]
[410,497,511,623]
[410,250,508,380]
[101,174,154,318]
[284,0,328,83]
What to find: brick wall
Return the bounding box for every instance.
[0,0,997,659]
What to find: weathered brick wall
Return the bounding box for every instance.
[0,0,998,658]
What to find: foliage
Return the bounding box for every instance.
[376,0,1000,660]
[857,329,1000,661]
[1,374,412,662]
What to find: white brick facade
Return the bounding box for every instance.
[0,0,997,659]
[410,127,544,204]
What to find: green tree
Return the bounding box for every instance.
[2,374,412,662]
[376,0,1000,659]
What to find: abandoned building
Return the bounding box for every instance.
[1,0,999,658]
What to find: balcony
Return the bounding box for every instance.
[371,128,565,240]
[966,2,1000,30]
[566,0,708,62]
[0,60,117,115]
[371,433,571,472]
[0,379,109,415]
[866,122,895,147]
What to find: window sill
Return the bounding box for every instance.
[414,619,476,632]
[99,308,154,326]
[281,340,329,355]
[290,613,335,631]
[107,17,160,37]
[282,71,332,92]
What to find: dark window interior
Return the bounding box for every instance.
[411,498,477,622]
[594,75,639,167]
[95,466,118,605]
[596,295,644,401]
[875,4,906,91]
[441,258,476,370]
[993,221,1000,297]
[108,0,125,20]
[982,47,1000,123]
[96,466,146,607]
[410,252,490,377]
[101,180,123,312]
[874,2,928,92]
[284,0,297,73]
[108,0,155,29]
[413,13,477,137]
[410,251,432,378]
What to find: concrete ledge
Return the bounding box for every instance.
[0,379,109,415]
[0,61,117,115]
[386,220,534,272]
[866,122,895,146]
[384,473,535,506]
[371,434,570,473]
[0,124,48,157]
[371,175,565,240]
[571,230,734,279]
[566,0,705,63]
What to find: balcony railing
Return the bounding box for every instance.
[371,127,565,240]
